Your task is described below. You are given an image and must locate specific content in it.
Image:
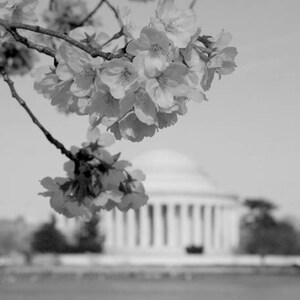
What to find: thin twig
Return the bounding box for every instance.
[49,0,56,10]
[189,0,197,9]
[76,0,105,27]
[0,19,130,60]
[76,0,105,28]
[0,68,77,162]
[1,25,55,58]
[103,0,123,29]
[100,27,124,49]
[107,108,134,131]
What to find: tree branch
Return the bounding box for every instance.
[1,25,56,58]
[189,0,197,9]
[103,0,123,29]
[0,68,77,162]
[76,0,105,28]
[100,27,124,49]
[0,19,130,60]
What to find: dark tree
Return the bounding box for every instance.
[240,198,300,255]
[72,215,104,253]
[31,215,68,253]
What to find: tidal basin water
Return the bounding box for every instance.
[1,273,300,300]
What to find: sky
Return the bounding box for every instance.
[0,0,299,222]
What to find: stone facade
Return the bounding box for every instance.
[102,149,241,255]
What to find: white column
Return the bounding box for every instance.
[115,209,124,248]
[231,208,240,249]
[226,207,232,251]
[153,203,163,248]
[213,206,221,251]
[180,204,190,247]
[228,207,239,251]
[192,204,202,247]
[105,211,114,249]
[139,205,150,248]
[127,209,136,248]
[204,205,212,253]
[221,206,230,252]
[166,203,176,248]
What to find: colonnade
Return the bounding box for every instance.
[103,202,240,254]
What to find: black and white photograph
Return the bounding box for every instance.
[0,0,300,299]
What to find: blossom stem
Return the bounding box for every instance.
[103,0,123,29]
[76,0,105,28]
[0,68,77,162]
[189,0,198,9]
[100,27,124,49]
[107,109,134,130]
[0,19,129,60]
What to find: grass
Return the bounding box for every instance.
[1,273,300,300]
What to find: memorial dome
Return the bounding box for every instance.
[133,149,217,194]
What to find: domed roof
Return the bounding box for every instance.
[133,149,217,194]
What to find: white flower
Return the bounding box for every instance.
[117,181,148,211]
[39,177,73,218]
[88,84,120,127]
[110,111,157,142]
[201,30,238,91]
[145,62,189,109]
[69,26,111,50]
[56,43,103,98]
[120,86,158,125]
[93,190,123,208]
[118,6,140,40]
[209,30,238,76]
[101,59,138,99]
[127,26,170,76]
[151,0,197,48]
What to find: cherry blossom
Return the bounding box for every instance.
[69,26,111,50]
[127,26,170,76]
[39,128,148,217]
[101,59,138,99]
[56,43,103,98]
[110,111,157,142]
[88,84,120,127]
[118,6,140,40]
[120,86,158,125]
[0,0,238,218]
[209,30,238,76]
[145,62,189,109]
[151,0,197,48]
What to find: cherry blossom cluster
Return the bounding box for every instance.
[39,128,148,220]
[0,0,237,218]
[31,0,237,142]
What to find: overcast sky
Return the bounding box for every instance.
[0,0,299,222]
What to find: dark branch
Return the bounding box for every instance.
[100,27,124,49]
[1,25,55,58]
[0,68,77,162]
[189,0,197,9]
[0,19,130,60]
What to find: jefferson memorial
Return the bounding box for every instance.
[101,149,241,255]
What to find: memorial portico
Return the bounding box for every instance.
[102,149,241,255]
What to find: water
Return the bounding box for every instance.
[1,274,300,300]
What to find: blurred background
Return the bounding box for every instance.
[1,0,300,299]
